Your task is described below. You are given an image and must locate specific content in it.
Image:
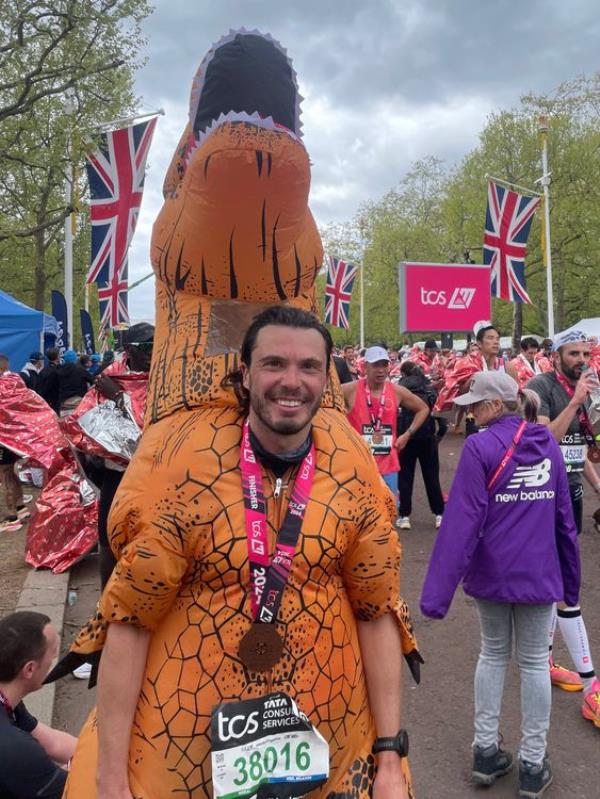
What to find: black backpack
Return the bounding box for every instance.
[397,375,436,438]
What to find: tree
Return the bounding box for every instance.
[0,0,151,312]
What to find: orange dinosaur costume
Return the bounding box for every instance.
[61,31,420,799]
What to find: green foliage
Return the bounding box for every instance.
[323,76,600,344]
[0,0,151,317]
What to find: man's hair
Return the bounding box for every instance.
[475,324,500,343]
[400,361,422,377]
[0,611,51,682]
[223,306,332,410]
[343,344,354,353]
[240,306,333,366]
[520,337,539,351]
[45,347,59,362]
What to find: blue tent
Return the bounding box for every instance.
[0,290,58,372]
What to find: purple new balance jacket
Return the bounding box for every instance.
[420,416,580,618]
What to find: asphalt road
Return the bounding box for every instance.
[52,435,600,798]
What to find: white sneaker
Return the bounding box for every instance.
[72,662,92,680]
[397,517,411,530]
[21,494,33,505]
[434,515,443,529]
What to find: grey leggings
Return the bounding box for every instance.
[474,600,553,765]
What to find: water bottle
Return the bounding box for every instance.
[581,365,600,437]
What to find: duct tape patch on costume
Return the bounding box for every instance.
[211,692,329,799]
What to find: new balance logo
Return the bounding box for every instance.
[495,457,555,503]
[507,458,551,489]
[448,287,475,309]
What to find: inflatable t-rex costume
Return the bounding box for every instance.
[62,30,420,798]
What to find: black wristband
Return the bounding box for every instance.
[373,729,409,757]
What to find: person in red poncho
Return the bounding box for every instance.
[435,321,506,435]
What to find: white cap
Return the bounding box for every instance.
[365,346,390,363]
[473,320,493,337]
[454,371,519,406]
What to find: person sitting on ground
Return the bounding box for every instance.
[57,349,94,416]
[19,352,44,392]
[0,611,77,799]
[37,348,61,414]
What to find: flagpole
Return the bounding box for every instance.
[95,108,164,132]
[537,116,555,337]
[359,261,365,349]
[64,90,76,347]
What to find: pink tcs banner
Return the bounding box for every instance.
[399,262,491,332]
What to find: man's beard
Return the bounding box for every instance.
[559,357,583,382]
[249,391,322,437]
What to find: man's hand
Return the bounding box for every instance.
[394,432,411,452]
[372,754,409,799]
[570,372,597,407]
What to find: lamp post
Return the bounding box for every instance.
[538,115,555,337]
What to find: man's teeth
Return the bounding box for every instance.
[275,399,302,407]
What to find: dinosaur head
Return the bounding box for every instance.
[147,31,340,423]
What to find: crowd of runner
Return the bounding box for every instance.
[1,318,600,799]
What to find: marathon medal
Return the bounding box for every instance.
[239,623,284,672]
[239,420,316,673]
[364,382,388,451]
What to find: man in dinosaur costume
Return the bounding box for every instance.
[59,31,420,799]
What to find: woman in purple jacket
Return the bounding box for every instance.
[421,371,580,799]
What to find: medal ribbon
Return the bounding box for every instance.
[555,370,596,447]
[240,420,316,623]
[364,381,387,432]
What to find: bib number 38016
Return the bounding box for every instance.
[211,692,329,799]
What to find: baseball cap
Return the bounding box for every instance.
[424,339,439,350]
[29,351,44,361]
[365,346,390,363]
[454,371,519,406]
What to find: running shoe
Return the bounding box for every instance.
[434,515,443,529]
[0,518,23,533]
[549,659,583,692]
[396,517,411,530]
[21,493,33,505]
[17,505,31,520]
[472,743,513,786]
[72,662,93,680]
[518,756,553,798]
[581,677,600,727]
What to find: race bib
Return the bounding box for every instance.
[560,432,586,473]
[362,423,393,455]
[211,692,329,799]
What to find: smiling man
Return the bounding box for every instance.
[63,305,419,799]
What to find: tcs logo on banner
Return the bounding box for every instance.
[420,288,476,309]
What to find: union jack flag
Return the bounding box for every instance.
[324,255,358,328]
[85,117,157,286]
[98,259,130,328]
[483,181,540,304]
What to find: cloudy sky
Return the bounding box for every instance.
[127,0,600,320]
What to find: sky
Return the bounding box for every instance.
[126,0,600,321]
